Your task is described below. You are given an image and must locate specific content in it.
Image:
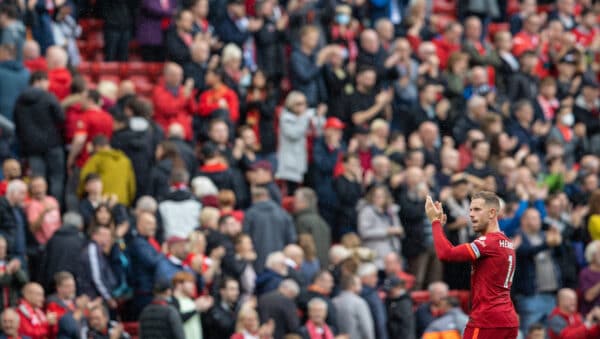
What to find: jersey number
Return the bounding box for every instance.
[503,255,516,288]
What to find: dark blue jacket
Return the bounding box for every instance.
[289,47,326,107]
[154,256,195,284]
[255,268,284,297]
[215,15,250,47]
[78,241,118,300]
[0,60,29,121]
[311,137,344,208]
[513,231,561,296]
[128,234,163,293]
[360,285,388,339]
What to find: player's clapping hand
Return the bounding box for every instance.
[425,196,445,223]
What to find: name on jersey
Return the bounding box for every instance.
[499,240,514,249]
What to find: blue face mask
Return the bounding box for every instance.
[335,14,350,25]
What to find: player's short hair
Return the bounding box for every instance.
[471,191,501,211]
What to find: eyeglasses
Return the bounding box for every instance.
[293,101,307,106]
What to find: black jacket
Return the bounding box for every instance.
[165,27,191,66]
[386,293,415,339]
[111,118,156,198]
[40,225,85,291]
[139,299,185,339]
[149,159,174,202]
[169,137,196,176]
[13,87,64,155]
[100,0,134,30]
[257,291,300,339]
[507,72,539,103]
[254,17,287,80]
[396,187,429,258]
[203,301,237,339]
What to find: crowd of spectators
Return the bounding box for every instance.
[0,0,600,338]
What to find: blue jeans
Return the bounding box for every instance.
[515,293,556,333]
[28,146,65,206]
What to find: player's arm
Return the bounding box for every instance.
[432,219,477,262]
[426,196,476,262]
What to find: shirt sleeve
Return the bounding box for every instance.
[432,220,477,262]
[74,116,88,137]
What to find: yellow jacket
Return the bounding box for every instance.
[78,148,136,207]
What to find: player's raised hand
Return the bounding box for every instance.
[425,196,443,221]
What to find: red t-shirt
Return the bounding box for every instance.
[432,220,519,328]
[74,108,114,167]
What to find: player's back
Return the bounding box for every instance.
[469,231,519,328]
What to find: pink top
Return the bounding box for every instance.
[25,197,61,245]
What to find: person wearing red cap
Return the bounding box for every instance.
[312,117,346,227]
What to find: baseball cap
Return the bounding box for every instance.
[324,117,345,130]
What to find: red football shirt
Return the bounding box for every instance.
[432,220,519,328]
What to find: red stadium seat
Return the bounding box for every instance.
[98,62,120,76]
[129,76,154,97]
[123,322,139,339]
[125,62,148,77]
[98,74,121,84]
[432,0,456,18]
[507,0,520,16]
[77,61,91,75]
[410,290,471,313]
[488,22,509,40]
[146,62,165,81]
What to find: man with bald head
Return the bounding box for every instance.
[419,122,441,167]
[356,29,399,85]
[547,288,600,338]
[17,283,54,339]
[1,308,20,338]
[22,40,46,72]
[45,46,71,100]
[184,39,211,92]
[152,62,195,141]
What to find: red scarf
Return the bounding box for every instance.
[148,237,161,253]
[18,300,47,326]
[305,320,334,339]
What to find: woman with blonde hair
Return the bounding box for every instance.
[276,91,312,194]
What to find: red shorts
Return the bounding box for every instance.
[463,326,519,339]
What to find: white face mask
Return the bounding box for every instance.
[561,113,574,126]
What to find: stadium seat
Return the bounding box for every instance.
[98,74,121,84]
[410,290,471,313]
[97,62,120,76]
[123,322,139,339]
[432,0,457,18]
[125,61,147,77]
[488,22,509,40]
[147,62,165,81]
[507,0,520,16]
